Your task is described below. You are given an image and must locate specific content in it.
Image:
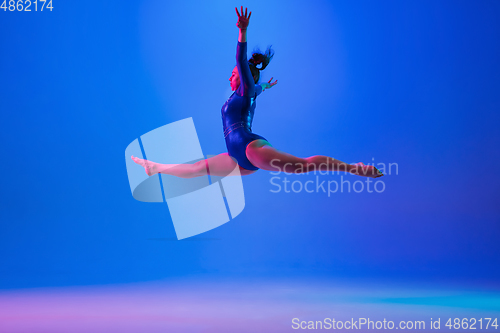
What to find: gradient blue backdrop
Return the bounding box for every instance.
[1,0,499,289]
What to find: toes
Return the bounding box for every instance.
[374,167,383,177]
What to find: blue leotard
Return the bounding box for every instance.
[221,41,269,171]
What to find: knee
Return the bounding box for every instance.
[191,160,208,177]
[305,155,323,165]
[303,155,328,173]
[291,158,309,173]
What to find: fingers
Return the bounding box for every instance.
[267,77,278,86]
[236,6,251,18]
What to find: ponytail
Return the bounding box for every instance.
[248,45,274,83]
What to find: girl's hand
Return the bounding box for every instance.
[261,77,278,91]
[235,6,251,30]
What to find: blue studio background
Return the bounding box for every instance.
[1,0,499,289]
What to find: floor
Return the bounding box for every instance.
[0,277,498,332]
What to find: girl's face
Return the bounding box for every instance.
[229,66,240,91]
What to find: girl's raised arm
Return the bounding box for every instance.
[235,7,254,97]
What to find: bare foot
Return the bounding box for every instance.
[351,162,384,178]
[131,155,158,176]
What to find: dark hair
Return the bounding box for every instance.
[248,45,274,84]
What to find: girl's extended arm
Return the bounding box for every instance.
[235,7,254,97]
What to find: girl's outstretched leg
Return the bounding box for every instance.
[131,153,257,179]
[245,140,383,178]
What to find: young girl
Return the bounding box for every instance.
[132,7,383,179]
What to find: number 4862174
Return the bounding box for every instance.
[1,0,53,11]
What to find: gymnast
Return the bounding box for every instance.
[132,7,383,179]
